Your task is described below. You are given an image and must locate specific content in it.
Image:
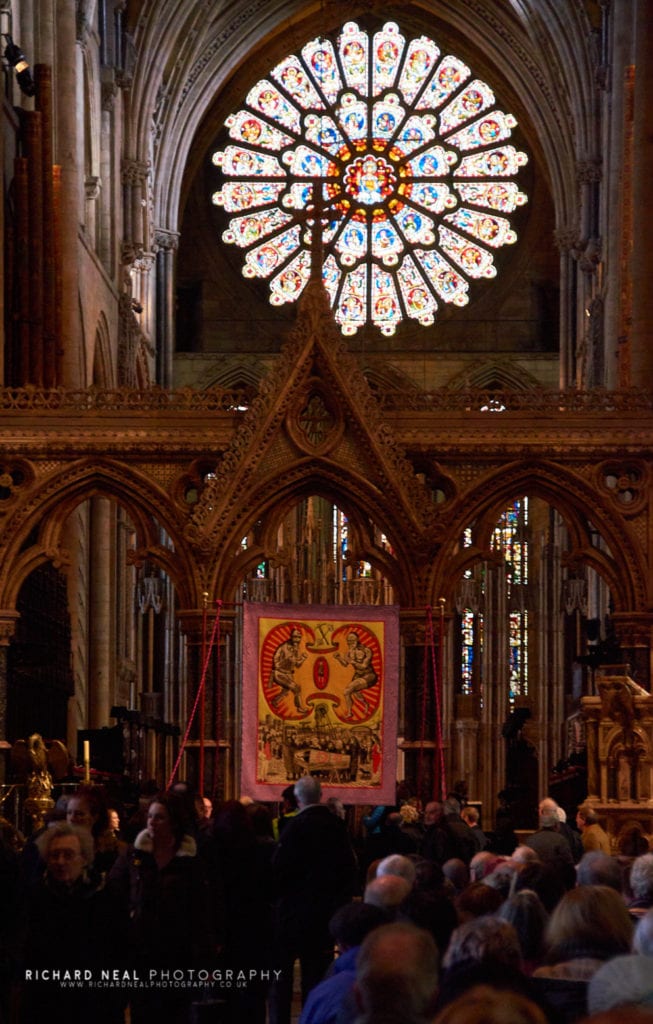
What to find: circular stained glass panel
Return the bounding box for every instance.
[212,21,528,336]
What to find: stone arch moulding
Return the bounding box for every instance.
[205,469,420,607]
[0,460,204,612]
[428,460,647,613]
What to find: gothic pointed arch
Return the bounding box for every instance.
[430,460,647,612]
[0,460,202,610]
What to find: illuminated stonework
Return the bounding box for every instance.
[212,21,528,336]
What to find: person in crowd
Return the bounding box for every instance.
[512,845,541,866]
[298,901,388,1024]
[19,822,126,1023]
[326,796,346,820]
[453,880,503,923]
[493,797,519,856]
[576,851,623,891]
[442,796,477,865]
[531,885,634,1023]
[483,858,520,900]
[498,890,549,975]
[628,852,653,915]
[364,873,413,915]
[351,921,440,1024]
[268,774,358,1024]
[376,852,416,887]
[633,907,653,955]
[208,798,274,1023]
[461,806,490,852]
[0,823,25,1023]
[469,850,498,881]
[421,801,462,865]
[617,823,650,857]
[587,953,653,1016]
[273,784,299,840]
[555,804,584,863]
[66,783,125,878]
[436,915,554,1017]
[442,858,469,896]
[576,805,611,854]
[512,859,570,913]
[107,791,214,1024]
[433,985,549,1024]
[397,881,458,961]
[525,799,576,874]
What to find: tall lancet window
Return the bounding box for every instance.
[458,498,529,706]
[212,20,528,336]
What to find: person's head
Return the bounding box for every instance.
[454,881,503,923]
[107,807,120,832]
[280,784,298,814]
[424,801,443,827]
[442,915,522,971]
[468,851,493,881]
[461,806,479,828]
[329,900,389,951]
[512,860,567,913]
[617,824,650,857]
[294,774,321,808]
[576,851,622,891]
[377,853,417,887]
[483,861,519,900]
[576,805,600,830]
[630,853,653,904]
[443,858,469,894]
[542,885,633,963]
[38,823,93,885]
[498,890,549,962]
[364,874,413,914]
[146,792,188,847]
[326,796,345,819]
[634,909,653,956]
[355,922,440,1022]
[538,798,559,829]
[433,985,548,1024]
[511,845,541,866]
[65,785,109,837]
[587,954,653,1015]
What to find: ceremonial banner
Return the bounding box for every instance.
[241,603,399,804]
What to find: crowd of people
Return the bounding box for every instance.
[1,779,653,1024]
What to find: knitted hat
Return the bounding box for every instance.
[588,955,653,1014]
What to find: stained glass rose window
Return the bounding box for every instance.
[212,21,528,336]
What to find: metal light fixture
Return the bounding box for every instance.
[3,34,35,97]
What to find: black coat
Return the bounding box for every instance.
[272,804,358,946]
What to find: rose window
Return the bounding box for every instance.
[212,21,528,336]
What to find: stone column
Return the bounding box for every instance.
[555,228,579,389]
[154,230,179,387]
[89,497,114,728]
[56,0,83,385]
[0,613,19,756]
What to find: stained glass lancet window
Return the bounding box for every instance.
[458,499,529,706]
[212,21,529,336]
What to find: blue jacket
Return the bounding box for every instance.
[299,945,359,1024]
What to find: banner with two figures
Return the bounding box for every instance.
[241,603,399,804]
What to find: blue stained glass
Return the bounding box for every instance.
[214,21,528,335]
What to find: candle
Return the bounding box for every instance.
[83,740,90,783]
